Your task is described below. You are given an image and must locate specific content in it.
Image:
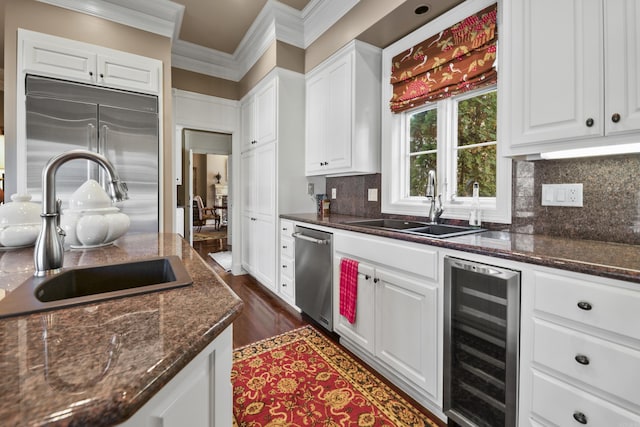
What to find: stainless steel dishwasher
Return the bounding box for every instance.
[292,226,333,331]
[444,256,521,427]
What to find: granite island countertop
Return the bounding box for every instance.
[0,233,243,426]
[282,213,640,284]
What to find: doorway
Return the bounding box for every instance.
[179,129,232,271]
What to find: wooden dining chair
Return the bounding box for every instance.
[192,195,220,231]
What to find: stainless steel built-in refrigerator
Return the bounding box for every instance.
[25,75,159,233]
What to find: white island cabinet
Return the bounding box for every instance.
[118,326,233,427]
[305,40,381,176]
[504,0,640,156]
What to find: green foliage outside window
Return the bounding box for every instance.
[456,91,497,197]
[407,90,497,199]
[409,108,437,196]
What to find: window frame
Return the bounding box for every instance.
[381,0,511,224]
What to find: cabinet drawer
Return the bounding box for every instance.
[280,220,294,237]
[280,256,294,280]
[533,319,640,407]
[530,372,640,426]
[280,237,294,258]
[534,271,640,341]
[280,274,294,299]
[335,232,437,280]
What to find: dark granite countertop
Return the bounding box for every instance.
[0,233,243,426]
[282,213,640,284]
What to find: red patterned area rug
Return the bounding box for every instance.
[232,326,440,427]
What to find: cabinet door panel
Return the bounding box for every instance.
[255,80,277,144]
[511,0,602,145]
[255,143,275,218]
[23,39,96,84]
[98,53,160,94]
[333,256,375,354]
[605,0,640,135]
[241,215,255,274]
[375,268,438,397]
[255,218,276,291]
[305,74,327,175]
[240,151,255,213]
[325,55,352,171]
[241,97,255,152]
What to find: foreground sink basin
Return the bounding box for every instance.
[344,218,485,238]
[0,256,192,319]
[345,219,431,230]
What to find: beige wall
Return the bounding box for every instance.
[172,68,240,100]
[304,0,404,72]
[4,0,174,230]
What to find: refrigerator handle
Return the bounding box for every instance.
[99,124,109,155]
[87,123,96,152]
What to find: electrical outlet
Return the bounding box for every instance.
[331,188,337,199]
[541,183,583,207]
[307,183,314,195]
[368,188,378,202]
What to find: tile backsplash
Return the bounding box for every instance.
[512,154,640,245]
[327,154,640,245]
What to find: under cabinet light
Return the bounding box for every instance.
[540,143,640,160]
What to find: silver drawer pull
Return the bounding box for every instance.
[577,301,592,311]
[574,354,590,365]
[573,411,588,425]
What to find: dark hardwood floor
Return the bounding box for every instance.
[192,235,307,349]
[192,232,447,427]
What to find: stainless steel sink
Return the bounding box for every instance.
[0,256,192,319]
[344,219,485,238]
[401,224,486,238]
[345,219,432,230]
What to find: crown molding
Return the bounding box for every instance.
[301,0,359,48]
[38,0,358,82]
[36,0,184,40]
[172,40,240,81]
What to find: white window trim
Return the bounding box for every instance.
[380,0,511,224]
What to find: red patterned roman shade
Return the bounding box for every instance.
[389,4,498,113]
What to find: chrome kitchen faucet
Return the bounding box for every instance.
[34,150,128,277]
[426,169,443,224]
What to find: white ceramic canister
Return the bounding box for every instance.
[0,194,41,248]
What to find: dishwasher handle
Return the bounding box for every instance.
[292,232,330,245]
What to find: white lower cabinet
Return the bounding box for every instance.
[375,267,438,398]
[519,268,640,426]
[332,231,441,413]
[118,326,233,427]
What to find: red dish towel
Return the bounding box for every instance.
[339,258,359,324]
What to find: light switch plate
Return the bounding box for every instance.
[307,183,314,195]
[368,188,378,202]
[541,183,583,207]
[331,188,337,199]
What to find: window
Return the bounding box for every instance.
[381,0,510,223]
[404,85,498,201]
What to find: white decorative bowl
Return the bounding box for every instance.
[0,194,41,249]
[61,180,130,248]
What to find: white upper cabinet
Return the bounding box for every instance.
[240,78,277,152]
[305,40,381,176]
[21,29,161,95]
[504,0,640,156]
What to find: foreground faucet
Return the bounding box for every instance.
[34,150,129,277]
[425,169,443,224]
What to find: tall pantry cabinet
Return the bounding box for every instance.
[240,69,306,292]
